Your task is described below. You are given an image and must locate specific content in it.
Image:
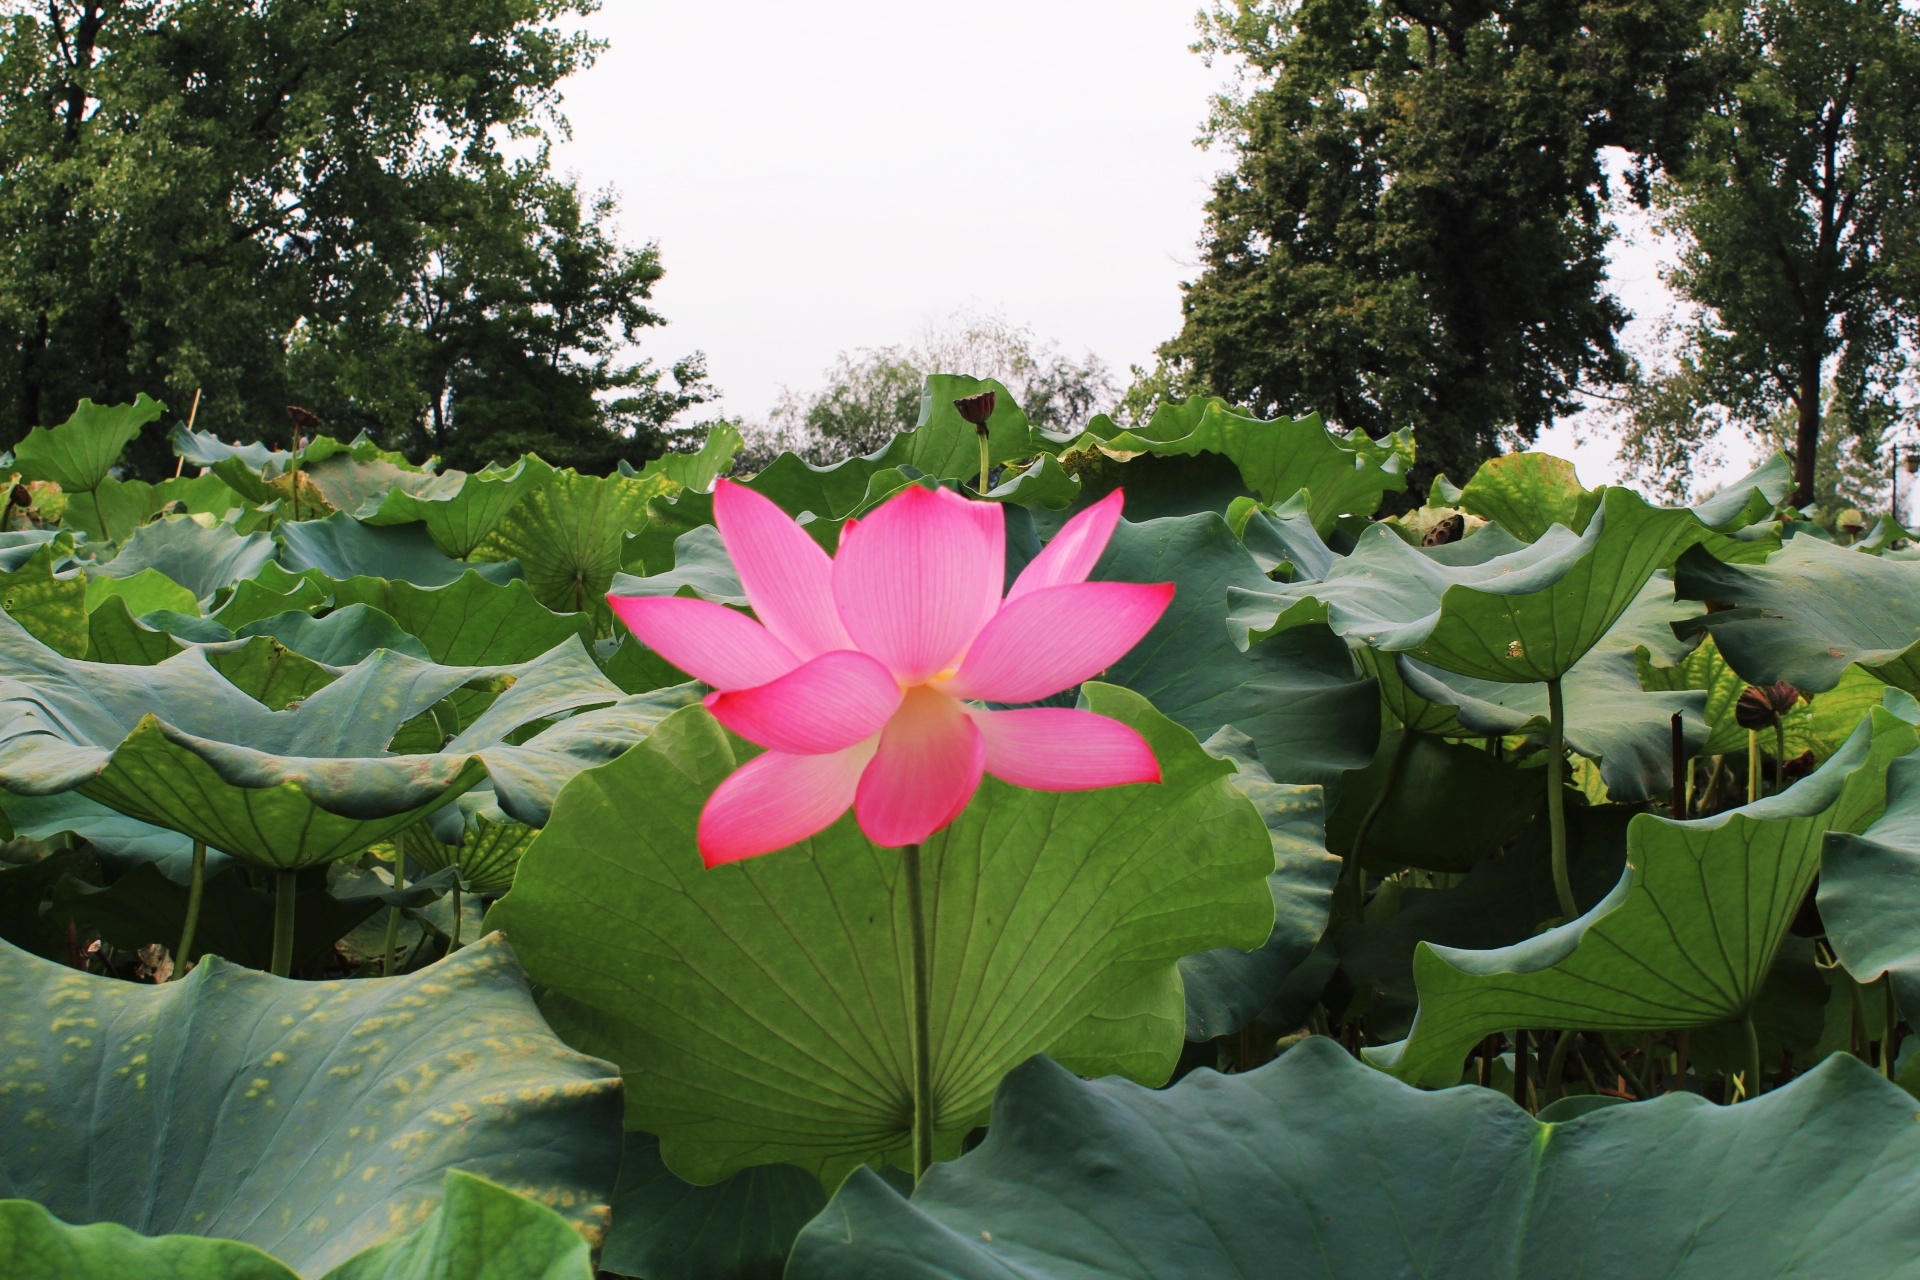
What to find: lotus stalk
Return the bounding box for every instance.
[383,854,407,977]
[169,839,206,981]
[1546,677,1573,920]
[902,842,934,1180]
[271,869,296,977]
[1347,730,1413,918]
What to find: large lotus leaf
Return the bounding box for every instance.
[488,684,1275,1185]
[85,598,188,665]
[0,789,229,882]
[1362,575,1708,802]
[0,539,86,657]
[473,469,669,622]
[1820,750,1920,1017]
[1327,729,1543,874]
[205,635,341,709]
[0,529,67,572]
[1233,487,1713,682]
[85,567,197,619]
[1674,536,1920,695]
[66,472,247,545]
[279,513,519,589]
[302,455,433,520]
[631,423,744,493]
[357,454,554,559]
[400,809,536,896]
[743,376,1030,523]
[210,456,334,516]
[1639,632,1889,761]
[1093,512,1378,795]
[1437,450,1790,544]
[0,934,621,1274]
[787,1041,1920,1280]
[92,516,274,604]
[11,395,164,494]
[1339,807,1631,1040]
[323,571,592,667]
[1365,705,1919,1087]
[210,562,330,630]
[1178,727,1340,1040]
[0,616,625,868]
[237,604,432,665]
[1050,396,1413,533]
[3,1168,597,1280]
[598,1132,824,1280]
[608,524,745,605]
[169,423,291,471]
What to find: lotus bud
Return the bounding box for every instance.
[1734,681,1801,730]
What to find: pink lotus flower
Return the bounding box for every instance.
[609,481,1174,865]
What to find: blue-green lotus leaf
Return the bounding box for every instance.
[279,513,520,589]
[91,516,274,605]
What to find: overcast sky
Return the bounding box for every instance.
[551,1,1754,492]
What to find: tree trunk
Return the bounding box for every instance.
[1792,356,1822,509]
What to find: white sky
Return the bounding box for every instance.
[553,1,1756,495]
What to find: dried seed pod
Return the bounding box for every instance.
[8,485,28,508]
[953,391,997,431]
[1735,681,1801,730]
[285,405,323,433]
[1421,514,1465,546]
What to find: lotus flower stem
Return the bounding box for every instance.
[449,884,463,951]
[978,433,991,494]
[902,842,935,1183]
[384,856,407,977]
[1543,1030,1576,1103]
[1773,722,1786,794]
[1511,1029,1530,1110]
[1545,677,1574,921]
[1669,713,1686,819]
[170,840,207,980]
[1348,730,1413,918]
[1884,978,1898,1081]
[1747,729,1760,803]
[1741,1008,1761,1102]
[271,869,296,977]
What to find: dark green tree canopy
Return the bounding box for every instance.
[0,0,707,477]
[1154,0,1712,493]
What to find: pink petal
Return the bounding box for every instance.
[705,650,903,754]
[714,479,853,659]
[607,595,799,691]
[969,495,1007,622]
[939,581,1175,703]
[854,686,985,847]
[967,707,1162,790]
[832,484,1001,684]
[697,738,878,866]
[1008,489,1125,601]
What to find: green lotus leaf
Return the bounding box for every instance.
[0,935,621,1275]
[204,634,340,709]
[1819,748,1920,1016]
[1178,726,1340,1040]
[237,604,432,665]
[488,684,1276,1185]
[788,1041,1920,1279]
[85,598,186,665]
[629,422,743,493]
[597,1132,824,1280]
[1093,512,1378,795]
[597,636,688,695]
[169,423,290,472]
[1049,396,1413,533]
[1674,536,1920,695]
[401,805,537,895]
[210,564,330,631]
[10,395,164,494]
[980,451,1082,509]
[608,525,745,605]
[0,1200,293,1280]
[92,516,275,605]
[0,848,81,959]
[474,469,670,622]
[0,530,69,572]
[1328,729,1544,874]
[1338,807,1631,1040]
[0,615,629,869]
[279,513,520,589]
[84,566,197,620]
[323,571,593,668]
[0,539,86,658]
[1433,451,1591,542]
[357,454,555,559]
[1365,704,1918,1087]
[65,472,248,545]
[302,454,433,520]
[1232,487,1713,683]
[0,789,229,882]
[1639,632,1889,761]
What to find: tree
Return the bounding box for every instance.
[1151,0,1713,493]
[0,0,703,477]
[1645,0,1920,508]
[742,312,1113,468]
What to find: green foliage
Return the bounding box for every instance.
[598,1132,825,1280]
[0,935,621,1275]
[790,1042,1920,1278]
[490,686,1275,1185]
